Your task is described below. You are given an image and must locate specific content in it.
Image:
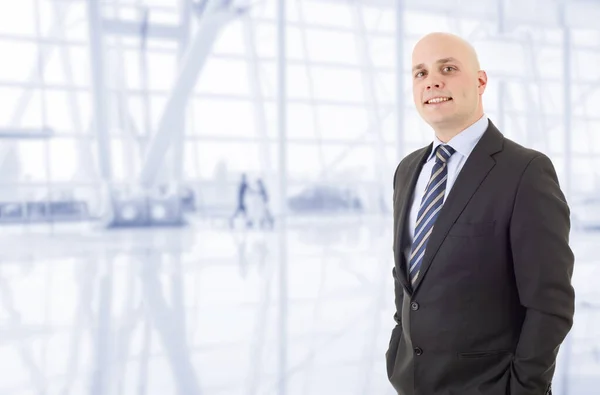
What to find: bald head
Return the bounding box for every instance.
[410,32,487,142]
[413,32,481,73]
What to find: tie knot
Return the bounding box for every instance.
[435,145,455,164]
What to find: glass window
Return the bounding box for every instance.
[195,58,251,96]
[193,98,257,138]
[0,0,35,36]
[305,30,358,64]
[17,140,48,182]
[213,20,246,56]
[315,104,369,140]
[310,66,365,103]
[0,40,38,83]
[300,1,354,28]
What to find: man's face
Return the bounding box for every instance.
[411,35,486,131]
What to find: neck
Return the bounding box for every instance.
[435,128,462,143]
[433,112,484,143]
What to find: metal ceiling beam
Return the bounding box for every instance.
[0,127,54,139]
[138,2,241,187]
[87,0,112,182]
[102,19,182,40]
[318,0,600,30]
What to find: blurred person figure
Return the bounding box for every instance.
[255,178,274,229]
[230,173,253,228]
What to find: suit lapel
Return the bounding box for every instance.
[411,121,505,294]
[394,146,431,294]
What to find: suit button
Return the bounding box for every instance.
[414,347,423,356]
[411,302,419,311]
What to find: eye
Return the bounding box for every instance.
[415,71,425,78]
[442,66,456,72]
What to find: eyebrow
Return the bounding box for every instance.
[412,57,459,72]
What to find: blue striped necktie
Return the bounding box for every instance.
[408,144,456,286]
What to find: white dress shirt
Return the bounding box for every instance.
[403,114,489,264]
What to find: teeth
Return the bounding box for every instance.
[427,97,450,104]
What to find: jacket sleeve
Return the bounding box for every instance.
[387,163,404,379]
[509,154,575,394]
[392,162,404,327]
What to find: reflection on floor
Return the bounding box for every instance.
[0,217,598,395]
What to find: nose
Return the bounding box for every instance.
[426,80,444,90]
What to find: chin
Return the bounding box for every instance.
[424,115,454,127]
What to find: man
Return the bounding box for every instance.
[386,32,575,395]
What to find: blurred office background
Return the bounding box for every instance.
[0,0,599,394]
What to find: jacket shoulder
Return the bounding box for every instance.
[500,137,554,169]
[393,146,429,189]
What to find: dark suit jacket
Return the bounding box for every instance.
[386,120,575,395]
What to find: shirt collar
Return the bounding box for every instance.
[427,114,489,162]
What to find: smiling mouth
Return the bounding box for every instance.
[425,97,452,104]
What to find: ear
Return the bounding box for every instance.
[477,70,488,94]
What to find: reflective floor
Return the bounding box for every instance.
[0,217,598,395]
